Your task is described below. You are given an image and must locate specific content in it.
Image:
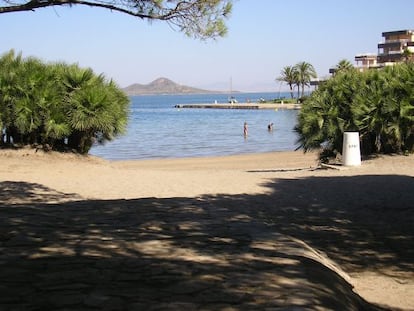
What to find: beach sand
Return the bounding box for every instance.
[1,148,413,310]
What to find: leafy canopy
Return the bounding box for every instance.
[0,0,232,40]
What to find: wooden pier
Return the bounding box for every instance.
[174,103,301,110]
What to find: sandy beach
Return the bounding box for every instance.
[1,148,413,310]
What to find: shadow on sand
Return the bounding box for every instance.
[1,174,412,310]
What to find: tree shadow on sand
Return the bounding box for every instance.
[0,181,81,204]
[254,174,414,275]
[1,174,412,310]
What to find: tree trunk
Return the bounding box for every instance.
[67,130,93,154]
[289,84,294,99]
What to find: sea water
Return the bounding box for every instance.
[89,92,299,160]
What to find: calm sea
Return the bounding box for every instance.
[89,92,299,160]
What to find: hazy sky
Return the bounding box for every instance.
[1,0,414,92]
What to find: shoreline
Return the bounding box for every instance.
[1,148,414,310]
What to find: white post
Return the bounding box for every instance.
[342,132,361,166]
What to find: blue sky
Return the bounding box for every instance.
[1,0,414,92]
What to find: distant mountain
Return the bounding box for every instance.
[123,77,221,95]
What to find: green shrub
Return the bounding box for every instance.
[295,63,414,159]
[0,50,129,154]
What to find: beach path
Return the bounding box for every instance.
[0,149,413,310]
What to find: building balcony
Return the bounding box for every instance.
[377,53,403,63]
[382,30,414,38]
[378,41,404,49]
[378,50,403,56]
[355,54,377,61]
[382,39,412,44]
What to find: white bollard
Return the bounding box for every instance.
[342,132,361,166]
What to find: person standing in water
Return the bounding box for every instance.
[268,122,274,131]
[243,122,248,137]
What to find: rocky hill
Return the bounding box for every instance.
[123,77,218,95]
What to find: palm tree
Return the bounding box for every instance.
[295,61,317,98]
[277,66,298,99]
[0,50,23,145]
[297,61,414,160]
[379,63,414,152]
[13,57,51,144]
[0,50,129,153]
[40,64,71,148]
[295,77,350,155]
[59,63,95,93]
[64,67,129,154]
[402,48,413,63]
[335,59,354,73]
